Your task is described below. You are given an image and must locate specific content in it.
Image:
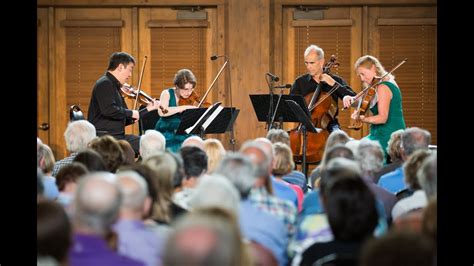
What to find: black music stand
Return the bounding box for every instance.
[138,105,160,135]
[285,99,321,178]
[249,94,308,129]
[176,102,239,139]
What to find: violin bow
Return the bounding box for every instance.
[133,55,148,111]
[198,58,229,107]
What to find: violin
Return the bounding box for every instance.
[178,90,211,108]
[121,84,168,114]
[347,77,381,130]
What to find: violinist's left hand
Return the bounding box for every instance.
[319,73,336,86]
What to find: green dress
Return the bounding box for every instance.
[154,88,191,152]
[367,81,406,157]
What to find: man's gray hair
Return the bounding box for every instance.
[356,139,384,177]
[65,120,97,153]
[191,174,240,214]
[116,170,148,211]
[240,140,272,178]
[304,44,324,60]
[140,130,166,160]
[214,152,257,198]
[401,127,431,156]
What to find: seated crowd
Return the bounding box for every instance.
[37,122,437,266]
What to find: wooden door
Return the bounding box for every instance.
[49,8,132,159]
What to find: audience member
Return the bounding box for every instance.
[203,138,226,174]
[73,149,107,172]
[69,172,143,266]
[139,130,166,160]
[52,120,96,176]
[38,143,59,200]
[38,200,73,265]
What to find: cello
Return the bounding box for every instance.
[289,55,340,164]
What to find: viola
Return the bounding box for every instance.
[121,84,168,114]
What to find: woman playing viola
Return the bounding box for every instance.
[155,69,198,152]
[343,55,406,159]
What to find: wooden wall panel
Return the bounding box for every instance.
[228,0,271,149]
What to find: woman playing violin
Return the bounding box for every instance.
[343,55,406,158]
[155,68,198,152]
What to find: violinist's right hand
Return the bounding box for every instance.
[343,96,354,108]
[146,99,161,111]
[132,110,140,121]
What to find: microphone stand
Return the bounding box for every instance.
[269,86,286,129]
[226,59,236,151]
[266,76,275,130]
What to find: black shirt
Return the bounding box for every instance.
[290,73,356,129]
[88,72,148,135]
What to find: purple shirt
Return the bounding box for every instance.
[70,233,144,266]
[113,219,164,266]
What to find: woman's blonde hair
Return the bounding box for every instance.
[272,142,294,176]
[354,55,394,80]
[203,138,226,174]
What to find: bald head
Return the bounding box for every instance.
[74,172,121,235]
[116,171,148,212]
[182,136,205,150]
[164,209,241,266]
[254,137,274,160]
[240,141,272,178]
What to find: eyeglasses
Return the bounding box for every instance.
[179,87,194,91]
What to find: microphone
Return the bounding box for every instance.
[210,55,225,60]
[273,84,292,89]
[266,72,280,82]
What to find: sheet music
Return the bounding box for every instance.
[202,105,224,131]
[185,102,222,134]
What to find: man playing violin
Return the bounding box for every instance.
[291,45,356,132]
[155,68,198,152]
[88,52,161,156]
